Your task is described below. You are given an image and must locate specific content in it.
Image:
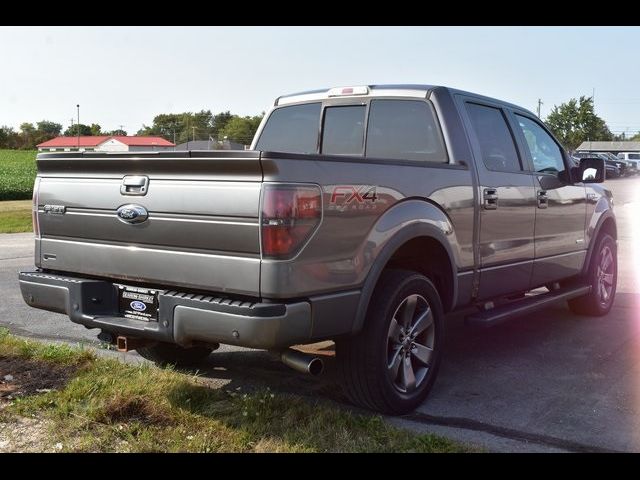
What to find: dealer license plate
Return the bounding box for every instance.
[117,285,158,322]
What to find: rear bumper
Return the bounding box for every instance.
[18,271,312,349]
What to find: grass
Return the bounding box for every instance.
[0,150,37,201]
[0,200,32,233]
[0,328,472,453]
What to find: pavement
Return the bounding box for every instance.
[1,177,639,452]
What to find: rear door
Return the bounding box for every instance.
[460,99,537,299]
[509,113,587,286]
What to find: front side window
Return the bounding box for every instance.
[365,100,446,162]
[515,114,565,174]
[629,153,640,160]
[466,103,522,172]
[321,106,366,156]
[256,103,321,154]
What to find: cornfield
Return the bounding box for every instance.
[0,149,37,201]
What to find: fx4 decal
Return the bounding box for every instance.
[327,185,381,212]
[330,185,379,204]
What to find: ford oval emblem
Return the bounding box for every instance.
[130,300,147,312]
[117,204,148,224]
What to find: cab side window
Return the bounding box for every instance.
[515,115,565,174]
[466,103,522,172]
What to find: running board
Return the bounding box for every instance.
[466,284,591,327]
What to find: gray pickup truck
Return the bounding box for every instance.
[19,85,617,414]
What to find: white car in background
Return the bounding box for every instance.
[617,152,640,174]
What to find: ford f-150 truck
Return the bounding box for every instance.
[19,85,617,414]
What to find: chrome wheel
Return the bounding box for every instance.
[387,294,435,393]
[596,245,615,306]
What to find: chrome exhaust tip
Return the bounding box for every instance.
[280,349,324,376]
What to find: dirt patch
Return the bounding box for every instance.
[0,417,55,452]
[97,395,175,426]
[0,356,77,403]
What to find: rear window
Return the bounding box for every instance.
[321,106,366,156]
[256,103,321,154]
[366,100,446,162]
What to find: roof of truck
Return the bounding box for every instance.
[274,84,532,115]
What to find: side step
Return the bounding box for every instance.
[466,284,591,327]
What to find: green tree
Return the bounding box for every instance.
[138,110,216,144]
[107,129,127,136]
[64,124,92,136]
[0,126,20,149]
[19,123,37,149]
[545,96,613,151]
[34,120,62,147]
[35,120,62,140]
[630,132,640,141]
[220,114,264,145]
[212,111,233,138]
[89,123,103,136]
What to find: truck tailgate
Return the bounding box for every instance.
[35,151,262,296]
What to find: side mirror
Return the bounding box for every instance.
[575,157,605,183]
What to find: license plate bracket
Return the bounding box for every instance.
[117,285,159,322]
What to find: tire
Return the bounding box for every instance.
[568,233,617,316]
[136,342,215,367]
[336,269,444,414]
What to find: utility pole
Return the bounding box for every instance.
[76,104,80,150]
[118,124,125,134]
[537,99,543,118]
[192,126,196,142]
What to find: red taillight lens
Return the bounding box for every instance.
[261,184,322,258]
[32,177,41,238]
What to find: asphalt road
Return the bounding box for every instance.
[1,177,639,452]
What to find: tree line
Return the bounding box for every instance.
[1,98,638,152]
[545,96,640,151]
[0,110,264,150]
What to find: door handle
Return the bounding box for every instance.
[537,190,548,209]
[483,188,498,210]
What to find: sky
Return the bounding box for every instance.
[1,26,640,136]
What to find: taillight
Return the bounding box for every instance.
[261,184,322,258]
[32,177,41,238]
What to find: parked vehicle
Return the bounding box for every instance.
[574,152,625,178]
[602,152,633,176]
[19,85,617,414]
[617,152,640,174]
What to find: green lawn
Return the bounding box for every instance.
[0,200,32,233]
[0,149,37,201]
[0,329,472,453]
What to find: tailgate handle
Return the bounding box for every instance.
[121,176,149,196]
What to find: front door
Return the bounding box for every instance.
[510,113,587,287]
[462,100,537,300]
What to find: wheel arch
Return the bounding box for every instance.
[352,223,458,334]
[583,211,617,276]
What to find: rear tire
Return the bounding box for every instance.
[568,233,617,316]
[137,342,215,367]
[336,269,444,414]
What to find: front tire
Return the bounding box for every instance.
[136,342,215,366]
[336,270,444,414]
[568,233,617,316]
